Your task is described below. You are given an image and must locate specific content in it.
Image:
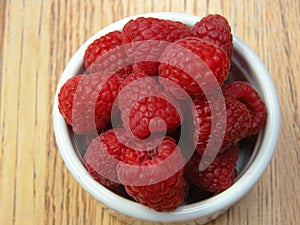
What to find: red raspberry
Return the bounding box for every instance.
[123,17,192,42]
[84,30,132,78]
[159,37,230,100]
[123,17,192,76]
[222,81,267,135]
[58,73,123,134]
[117,71,160,109]
[193,96,251,156]
[83,128,126,190]
[184,144,239,193]
[117,136,186,211]
[58,75,81,126]
[128,96,182,139]
[192,14,233,60]
[118,72,182,139]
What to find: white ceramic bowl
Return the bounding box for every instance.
[53,12,280,224]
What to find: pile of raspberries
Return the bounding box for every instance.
[58,14,267,212]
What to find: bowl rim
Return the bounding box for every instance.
[52,12,280,222]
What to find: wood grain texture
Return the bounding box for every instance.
[0,0,299,224]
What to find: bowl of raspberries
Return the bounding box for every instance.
[53,12,280,224]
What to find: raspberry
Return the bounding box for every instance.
[192,14,233,59]
[117,136,186,211]
[117,71,160,109]
[123,17,192,76]
[123,17,192,42]
[222,81,267,135]
[84,30,132,78]
[117,72,182,139]
[184,144,239,193]
[83,128,126,190]
[58,73,123,134]
[58,75,81,126]
[159,37,230,100]
[128,96,182,139]
[193,96,251,156]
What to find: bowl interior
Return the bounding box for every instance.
[53,12,280,223]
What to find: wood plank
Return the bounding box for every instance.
[0,0,299,225]
[0,0,23,224]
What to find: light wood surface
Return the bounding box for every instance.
[0,0,299,224]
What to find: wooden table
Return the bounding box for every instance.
[0,0,299,224]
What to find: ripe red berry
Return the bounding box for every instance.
[84,30,132,78]
[58,75,81,126]
[84,128,126,190]
[123,17,192,76]
[193,96,251,156]
[192,14,233,60]
[117,71,160,109]
[117,136,186,211]
[222,81,267,135]
[118,72,182,139]
[58,73,123,134]
[123,17,192,43]
[184,144,239,193]
[159,37,230,100]
[127,96,182,139]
